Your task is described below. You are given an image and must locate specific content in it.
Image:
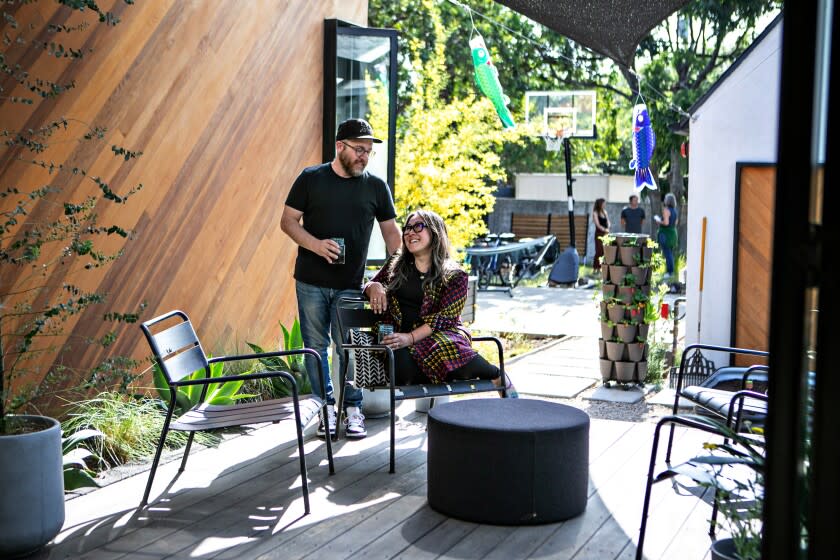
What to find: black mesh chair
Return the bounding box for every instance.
[336,297,507,473]
[140,310,334,512]
[667,344,769,461]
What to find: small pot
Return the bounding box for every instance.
[618,286,636,304]
[600,321,614,341]
[636,360,648,382]
[631,266,649,285]
[710,537,740,560]
[602,284,616,298]
[599,359,613,381]
[616,323,637,343]
[598,338,606,359]
[642,246,653,262]
[600,301,608,320]
[615,361,636,382]
[619,246,641,266]
[600,265,610,282]
[603,245,618,265]
[609,265,628,285]
[627,342,646,362]
[607,304,626,323]
[605,341,626,361]
[637,323,650,340]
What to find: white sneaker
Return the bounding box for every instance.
[316,405,337,438]
[344,406,367,438]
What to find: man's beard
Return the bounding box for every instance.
[338,149,366,177]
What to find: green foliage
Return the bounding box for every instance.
[0,0,143,421]
[62,391,215,468]
[62,427,103,491]
[152,359,255,417]
[389,0,523,250]
[246,317,313,398]
[645,340,669,386]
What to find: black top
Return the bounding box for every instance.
[596,211,609,229]
[620,206,646,233]
[286,163,396,289]
[394,266,424,332]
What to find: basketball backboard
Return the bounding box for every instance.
[525,90,597,139]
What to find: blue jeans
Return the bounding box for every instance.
[295,281,363,410]
[658,231,675,276]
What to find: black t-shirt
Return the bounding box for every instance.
[621,206,646,233]
[394,267,424,332]
[285,163,396,289]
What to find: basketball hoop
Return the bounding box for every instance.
[543,129,567,152]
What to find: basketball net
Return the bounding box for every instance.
[543,129,569,152]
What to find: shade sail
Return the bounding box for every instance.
[494,0,691,68]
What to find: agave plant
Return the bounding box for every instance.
[62,428,104,491]
[153,358,256,417]
[247,318,312,398]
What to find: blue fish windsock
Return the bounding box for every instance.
[630,103,657,192]
[470,35,515,129]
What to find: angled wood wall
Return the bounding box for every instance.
[0,0,368,405]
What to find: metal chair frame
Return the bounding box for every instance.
[636,391,768,560]
[140,310,334,512]
[667,343,769,462]
[335,297,506,473]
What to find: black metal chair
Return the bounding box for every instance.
[139,310,334,512]
[335,297,507,473]
[667,344,769,461]
[636,391,768,560]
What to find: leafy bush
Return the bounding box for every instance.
[62,392,216,467]
[246,318,312,398]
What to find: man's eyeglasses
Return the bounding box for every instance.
[403,222,427,234]
[340,141,375,157]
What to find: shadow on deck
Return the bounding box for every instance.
[38,399,718,560]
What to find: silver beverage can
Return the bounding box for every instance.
[377,323,394,344]
[331,237,345,264]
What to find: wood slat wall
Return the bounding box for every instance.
[511,213,588,256]
[734,165,775,365]
[1,0,368,404]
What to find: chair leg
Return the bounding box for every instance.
[323,403,335,474]
[142,424,172,506]
[335,358,349,442]
[389,388,396,474]
[290,398,310,515]
[179,431,196,472]
[637,419,667,560]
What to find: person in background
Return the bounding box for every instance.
[281,118,402,439]
[592,198,610,271]
[363,209,518,397]
[654,192,679,279]
[621,194,646,234]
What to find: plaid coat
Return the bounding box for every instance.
[368,264,475,383]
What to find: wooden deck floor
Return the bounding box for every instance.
[39,399,720,560]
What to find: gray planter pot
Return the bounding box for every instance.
[0,415,65,558]
[362,388,391,418]
[710,537,740,560]
[615,361,636,382]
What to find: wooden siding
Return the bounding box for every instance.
[511,213,588,256]
[0,0,368,404]
[734,165,775,364]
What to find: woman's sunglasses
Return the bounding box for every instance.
[403,222,427,234]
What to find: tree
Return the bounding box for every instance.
[391,0,521,250]
[1,0,143,422]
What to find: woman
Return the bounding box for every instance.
[364,210,517,396]
[655,193,679,277]
[592,198,610,271]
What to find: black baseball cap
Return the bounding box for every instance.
[335,118,382,143]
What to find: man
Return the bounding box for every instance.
[620,194,646,234]
[281,118,402,439]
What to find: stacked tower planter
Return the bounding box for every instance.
[598,233,653,386]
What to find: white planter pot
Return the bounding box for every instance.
[0,415,65,558]
[362,388,391,418]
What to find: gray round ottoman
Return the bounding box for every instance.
[427,399,589,525]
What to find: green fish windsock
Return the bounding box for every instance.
[470,35,515,129]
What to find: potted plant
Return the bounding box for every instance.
[1,4,140,556]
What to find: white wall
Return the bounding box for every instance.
[685,21,782,347]
[516,173,635,202]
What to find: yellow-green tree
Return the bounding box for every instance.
[393,0,524,253]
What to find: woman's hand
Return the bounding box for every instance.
[382,332,413,350]
[365,282,388,314]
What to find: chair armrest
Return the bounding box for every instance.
[741,365,769,389]
[674,343,768,394]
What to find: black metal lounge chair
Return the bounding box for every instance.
[139,310,334,512]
